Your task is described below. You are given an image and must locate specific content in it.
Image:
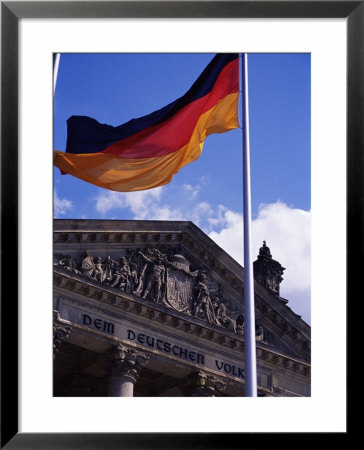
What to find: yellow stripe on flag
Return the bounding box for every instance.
[54,92,239,191]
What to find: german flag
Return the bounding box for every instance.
[54,54,240,192]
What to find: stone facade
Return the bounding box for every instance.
[53,219,310,397]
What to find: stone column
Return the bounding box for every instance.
[105,344,150,397]
[186,370,227,397]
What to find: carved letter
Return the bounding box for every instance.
[127,329,136,341]
[215,360,223,371]
[94,319,102,330]
[179,348,188,359]
[82,314,92,326]
[164,342,171,353]
[223,363,231,374]
[103,322,115,334]
[137,333,145,345]
[197,353,205,365]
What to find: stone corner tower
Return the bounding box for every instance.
[253,241,285,298]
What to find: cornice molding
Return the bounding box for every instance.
[54,270,311,377]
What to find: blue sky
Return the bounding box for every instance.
[54,53,311,324]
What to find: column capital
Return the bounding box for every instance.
[105,344,150,384]
[186,370,227,396]
[53,320,71,359]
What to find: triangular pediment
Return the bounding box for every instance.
[54,219,310,363]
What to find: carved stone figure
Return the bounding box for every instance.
[192,271,218,325]
[141,255,166,304]
[128,263,139,294]
[93,256,106,283]
[81,251,96,279]
[55,255,80,274]
[133,248,154,295]
[104,256,119,282]
[215,299,237,332]
[236,323,244,336]
[236,314,245,336]
[111,257,130,290]
[133,263,147,296]
[256,323,264,341]
[53,321,71,359]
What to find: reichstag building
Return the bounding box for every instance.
[53,219,311,397]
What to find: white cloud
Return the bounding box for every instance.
[182,183,200,200]
[209,201,311,324]
[208,208,244,261]
[207,204,230,228]
[93,187,216,225]
[54,190,73,217]
[94,188,163,218]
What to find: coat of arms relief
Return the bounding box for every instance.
[55,245,266,340]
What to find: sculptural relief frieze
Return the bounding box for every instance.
[54,246,266,339]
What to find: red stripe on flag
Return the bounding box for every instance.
[102,58,239,159]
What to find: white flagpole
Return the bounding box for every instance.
[53,53,61,94]
[239,53,258,397]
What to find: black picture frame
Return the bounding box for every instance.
[1,1,359,448]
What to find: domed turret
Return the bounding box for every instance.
[258,240,272,259]
[253,241,285,298]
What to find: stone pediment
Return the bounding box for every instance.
[54,219,310,362]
